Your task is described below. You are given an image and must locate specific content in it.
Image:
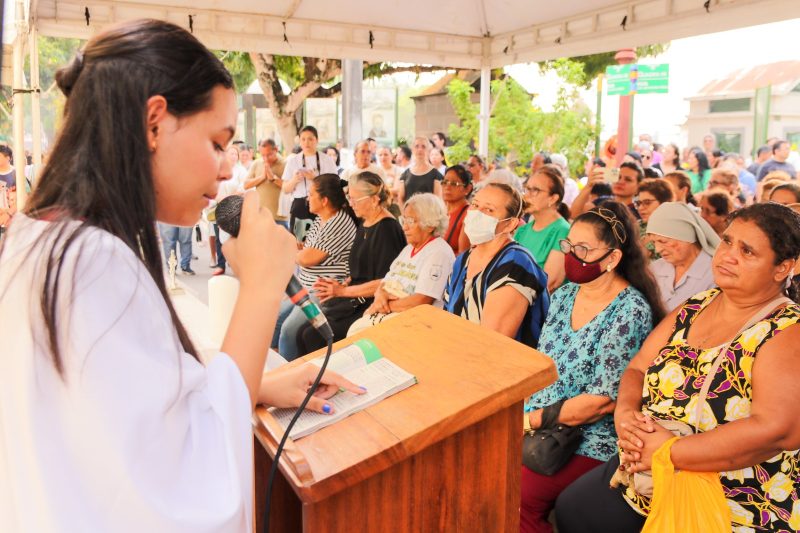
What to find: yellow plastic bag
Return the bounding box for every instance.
[641,437,731,533]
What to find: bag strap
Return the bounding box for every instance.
[540,399,566,429]
[693,295,792,427]
[445,204,469,245]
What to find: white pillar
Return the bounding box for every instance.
[29,25,42,189]
[478,67,490,159]
[12,1,28,209]
[341,59,363,149]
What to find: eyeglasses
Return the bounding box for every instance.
[633,198,659,208]
[442,180,468,188]
[524,185,548,196]
[398,216,418,226]
[559,239,613,261]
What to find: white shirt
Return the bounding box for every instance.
[0,215,253,533]
[381,237,455,308]
[563,176,579,207]
[217,163,247,199]
[340,163,387,186]
[281,151,338,199]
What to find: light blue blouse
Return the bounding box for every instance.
[525,282,653,461]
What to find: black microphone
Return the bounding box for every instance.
[216,195,333,341]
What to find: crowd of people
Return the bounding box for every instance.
[230,128,800,532]
[2,18,800,531]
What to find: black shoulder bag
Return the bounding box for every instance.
[522,400,583,476]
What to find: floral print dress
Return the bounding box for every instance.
[624,288,800,532]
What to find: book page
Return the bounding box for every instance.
[308,338,382,375]
[270,356,416,439]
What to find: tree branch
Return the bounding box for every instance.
[250,52,289,114]
[309,82,342,98]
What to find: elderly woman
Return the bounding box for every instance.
[635,179,675,260]
[646,202,719,312]
[347,193,455,335]
[516,164,571,292]
[521,202,664,533]
[556,203,800,533]
[295,171,406,354]
[700,190,735,236]
[444,183,549,348]
[271,173,358,360]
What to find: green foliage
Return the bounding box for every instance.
[446,76,594,177]
[215,51,256,93]
[35,36,84,92]
[540,44,668,88]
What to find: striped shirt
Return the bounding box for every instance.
[297,210,357,289]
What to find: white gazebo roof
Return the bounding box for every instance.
[27,0,796,68]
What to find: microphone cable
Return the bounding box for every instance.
[262,335,334,532]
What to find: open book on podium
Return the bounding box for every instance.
[269,339,416,439]
[253,304,557,533]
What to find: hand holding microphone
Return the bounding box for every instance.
[220,192,295,293]
[217,193,333,340]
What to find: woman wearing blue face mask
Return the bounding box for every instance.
[443,183,550,348]
[520,201,665,533]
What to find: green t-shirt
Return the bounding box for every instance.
[514,217,570,267]
[687,168,711,194]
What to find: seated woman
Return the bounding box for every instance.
[347,193,455,335]
[444,183,549,348]
[555,202,800,533]
[662,170,698,208]
[516,164,571,292]
[634,178,675,260]
[699,190,734,236]
[441,165,473,255]
[647,202,719,312]
[296,171,406,354]
[769,182,800,206]
[271,173,357,360]
[521,202,664,533]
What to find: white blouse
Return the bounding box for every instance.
[0,215,252,533]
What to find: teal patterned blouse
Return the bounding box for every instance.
[525,282,654,461]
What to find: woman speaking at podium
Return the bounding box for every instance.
[0,20,362,532]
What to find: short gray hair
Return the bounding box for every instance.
[404,193,448,237]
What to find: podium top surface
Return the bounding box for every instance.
[253,304,557,503]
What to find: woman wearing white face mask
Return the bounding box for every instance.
[443,183,550,347]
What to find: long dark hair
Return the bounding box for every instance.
[313,173,356,223]
[4,19,233,375]
[729,203,800,302]
[574,202,667,323]
[690,147,711,177]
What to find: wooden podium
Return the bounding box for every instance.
[253,305,557,532]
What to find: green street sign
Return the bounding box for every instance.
[605,64,669,95]
[606,65,631,96]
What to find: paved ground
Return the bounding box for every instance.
[171,240,222,305]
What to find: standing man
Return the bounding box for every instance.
[394,145,412,173]
[244,139,288,228]
[341,140,386,185]
[158,223,195,275]
[756,139,797,181]
[748,145,771,176]
[702,134,716,160]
